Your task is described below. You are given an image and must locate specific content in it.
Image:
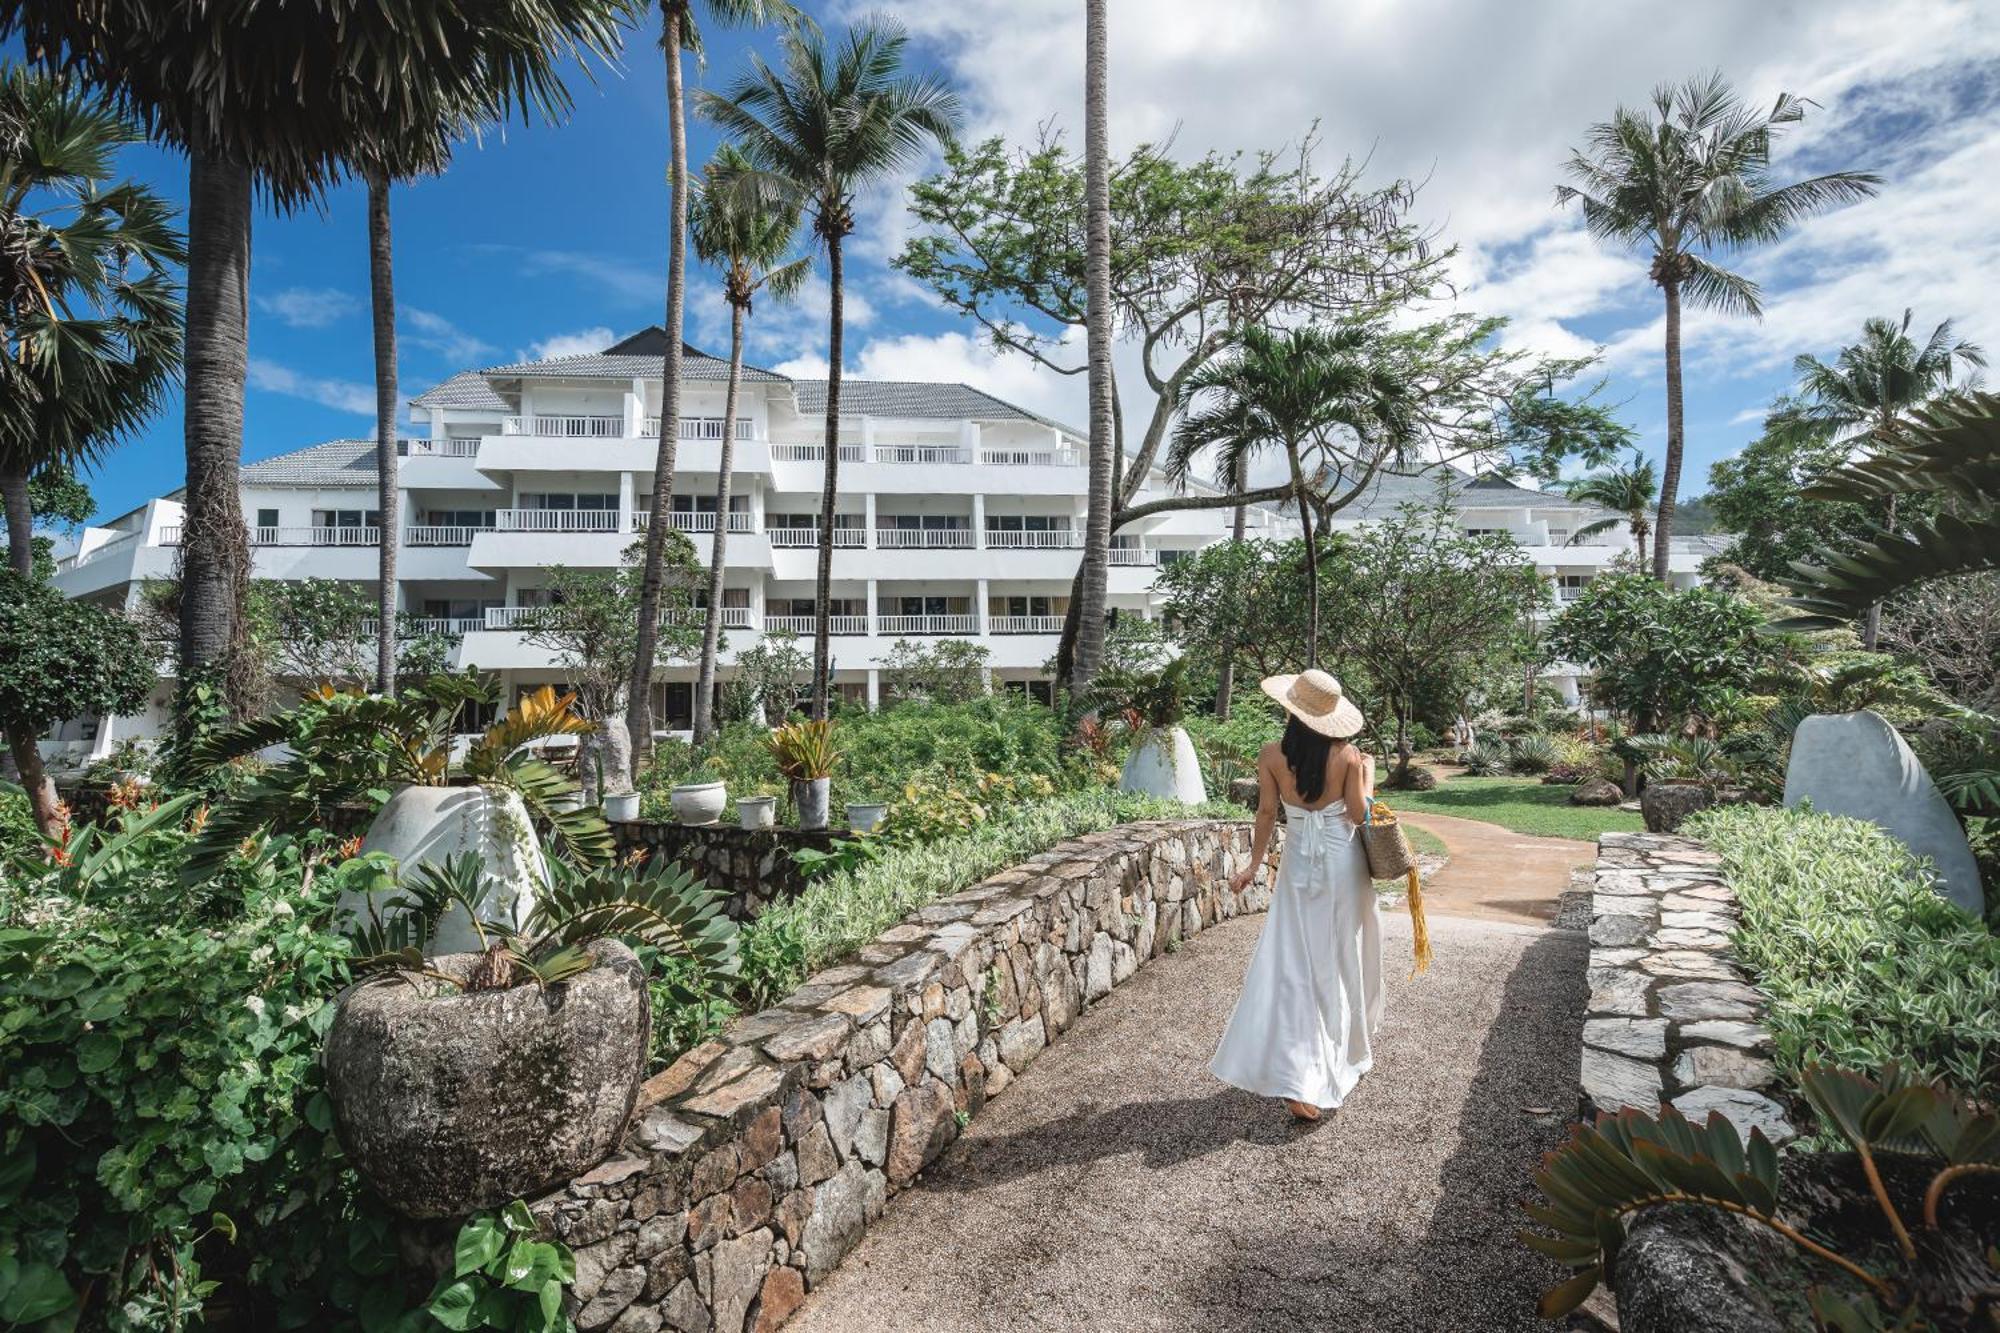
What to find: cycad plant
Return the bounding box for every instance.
[1558,73,1880,580]
[1565,454,1659,555]
[185,676,612,878]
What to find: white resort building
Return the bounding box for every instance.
[46,327,1715,760]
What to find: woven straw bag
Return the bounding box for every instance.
[1361,801,1431,975]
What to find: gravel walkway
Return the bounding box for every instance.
[788,908,1587,1332]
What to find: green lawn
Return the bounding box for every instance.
[1379,776,1643,841]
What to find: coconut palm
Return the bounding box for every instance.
[688,144,808,743]
[1169,323,1417,665]
[0,0,634,720]
[699,19,961,719]
[1565,454,1660,556]
[1072,0,1116,694]
[1557,73,1880,582]
[1,67,182,837]
[626,0,805,767]
[1775,310,1985,647]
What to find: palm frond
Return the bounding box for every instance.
[529,853,739,983]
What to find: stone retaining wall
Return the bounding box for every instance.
[532,819,1263,1333]
[1580,830,1795,1144]
[611,822,851,921]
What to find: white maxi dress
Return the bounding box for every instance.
[1209,800,1385,1109]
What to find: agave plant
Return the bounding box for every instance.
[345,848,739,993]
[1524,1065,2000,1327]
[1509,734,1559,775]
[1461,741,1510,776]
[184,674,611,878]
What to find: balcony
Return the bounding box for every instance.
[402,437,481,457]
[639,416,755,442]
[989,614,1064,634]
[494,508,620,533]
[402,617,486,635]
[662,606,755,629]
[502,414,624,438]
[484,606,543,629]
[255,526,380,546]
[772,442,867,463]
[979,445,1083,466]
[876,614,977,636]
[874,527,974,550]
[872,443,971,465]
[1108,545,1157,566]
[635,511,757,534]
[766,614,869,635]
[769,526,865,548]
[405,525,491,546]
[56,531,141,571]
[984,529,1081,549]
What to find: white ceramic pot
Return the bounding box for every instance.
[671,781,728,826]
[846,802,887,834]
[603,791,641,823]
[1118,726,1208,805]
[792,776,831,831]
[737,796,777,831]
[341,784,548,954]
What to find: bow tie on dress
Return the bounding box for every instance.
[1288,804,1347,862]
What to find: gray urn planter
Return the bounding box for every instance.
[792,776,831,830]
[323,939,650,1219]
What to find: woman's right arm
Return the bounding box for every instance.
[1231,745,1280,892]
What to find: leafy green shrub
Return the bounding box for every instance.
[426,1201,575,1333]
[1508,734,1558,774]
[1691,803,2000,1100]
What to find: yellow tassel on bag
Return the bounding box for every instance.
[1405,866,1432,977]
[1362,800,1432,977]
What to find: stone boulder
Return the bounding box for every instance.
[324,939,650,1217]
[1227,776,1260,811]
[1571,778,1624,807]
[1640,783,1717,833]
[1783,710,1984,915]
[1385,764,1437,792]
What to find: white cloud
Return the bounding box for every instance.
[256,286,359,329]
[403,307,496,364]
[509,248,659,305]
[523,327,618,361]
[248,358,375,415]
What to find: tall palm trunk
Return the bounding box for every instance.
[2,468,30,577]
[1213,453,1248,719]
[809,232,844,719]
[180,150,254,714]
[693,299,747,741]
[1286,444,1318,666]
[1071,0,1114,693]
[367,171,400,696]
[628,2,690,768]
[1,469,58,834]
[1652,273,1683,583]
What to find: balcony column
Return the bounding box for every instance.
[866,668,880,711]
[863,492,876,548]
[859,415,875,461]
[619,471,635,533]
[959,419,980,463]
[976,577,989,636]
[622,389,641,438]
[865,577,878,634]
[971,493,986,548]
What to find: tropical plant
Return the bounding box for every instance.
[766,717,838,781]
[1624,733,1743,793]
[699,18,961,717]
[1461,741,1510,776]
[1083,657,1193,733]
[184,676,612,878]
[732,629,810,724]
[880,637,991,705]
[1564,453,1658,554]
[1557,72,1881,579]
[1706,406,1882,582]
[688,142,809,743]
[1,0,636,720]
[1169,322,1420,664]
[1523,1065,2000,1326]
[1508,733,1559,775]
[425,1201,577,1333]
[1548,574,1766,736]
[1782,390,2000,635]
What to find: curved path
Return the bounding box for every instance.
[1397,811,1594,926]
[788,905,1587,1332]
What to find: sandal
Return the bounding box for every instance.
[1283,1098,1322,1122]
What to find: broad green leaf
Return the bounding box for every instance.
[427,1278,482,1331]
[455,1218,506,1278]
[1536,1266,1601,1319]
[0,1260,76,1325]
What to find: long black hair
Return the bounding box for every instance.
[1281,715,1345,803]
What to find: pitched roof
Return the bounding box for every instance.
[239,439,380,487]
[477,326,788,384]
[794,379,1082,435]
[410,370,510,411]
[1328,463,1600,519]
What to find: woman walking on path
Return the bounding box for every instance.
[1211,670,1384,1122]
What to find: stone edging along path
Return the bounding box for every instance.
[529,819,1262,1333]
[1580,831,1796,1145]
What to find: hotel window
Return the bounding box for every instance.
[1159,547,1191,567]
[312,508,379,528]
[425,508,495,527]
[988,594,1067,617]
[883,513,968,531]
[691,588,751,610]
[984,514,1070,532]
[256,508,279,528]
[520,492,616,510]
[669,493,750,514]
[774,597,862,617]
[768,512,860,529]
[883,595,969,616]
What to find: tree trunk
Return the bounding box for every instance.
[628,5,690,770]
[1394,710,1412,783]
[1652,272,1683,583]
[1071,0,1115,694]
[180,150,254,710]
[2,466,31,577]
[367,172,400,696]
[1212,453,1249,720]
[1,468,58,836]
[693,301,746,742]
[1286,446,1319,666]
[810,234,845,719]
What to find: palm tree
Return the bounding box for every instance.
[1775,310,1985,647]
[1565,454,1660,556]
[0,67,182,833]
[688,144,808,743]
[1557,73,1880,582]
[1,0,633,721]
[1169,323,1417,665]
[699,19,961,719]
[1072,0,1115,694]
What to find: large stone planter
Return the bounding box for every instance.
[343,784,548,953]
[323,939,650,1219]
[1640,782,1719,833]
[1119,726,1207,805]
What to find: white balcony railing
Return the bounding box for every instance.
[768,526,865,548]
[56,532,141,571]
[402,617,486,636]
[404,437,481,457]
[404,525,490,546]
[983,528,1081,549]
[637,511,757,534]
[639,416,756,442]
[989,614,1065,634]
[764,614,870,635]
[494,508,620,533]
[876,614,977,636]
[874,527,975,549]
[484,606,545,629]
[254,526,379,546]
[665,607,755,629]
[873,443,971,465]
[159,525,183,545]
[979,446,1084,467]
[771,442,867,463]
[1107,545,1157,566]
[502,414,624,438]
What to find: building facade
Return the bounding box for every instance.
[46,327,1715,761]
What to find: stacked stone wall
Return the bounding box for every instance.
[610,822,850,922]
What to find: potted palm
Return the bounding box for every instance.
[325,850,738,1218]
[670,763,728,825]
[1091,659,1206,805]
[187,676,612,953]
[767,718,838,830]
[736,782,780,831]
[1628,734,1752,832]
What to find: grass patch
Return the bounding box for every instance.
[1691,803,2000,1102]
[1377,775,1642,840]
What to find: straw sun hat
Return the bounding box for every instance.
[1260,668,1365,739]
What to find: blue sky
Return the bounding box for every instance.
[29,0,2000,526]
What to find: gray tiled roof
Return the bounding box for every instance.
[410,370,510,411]
[239,439,380,488]
[1329,463,1599,519]
[796,380,1083,436]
